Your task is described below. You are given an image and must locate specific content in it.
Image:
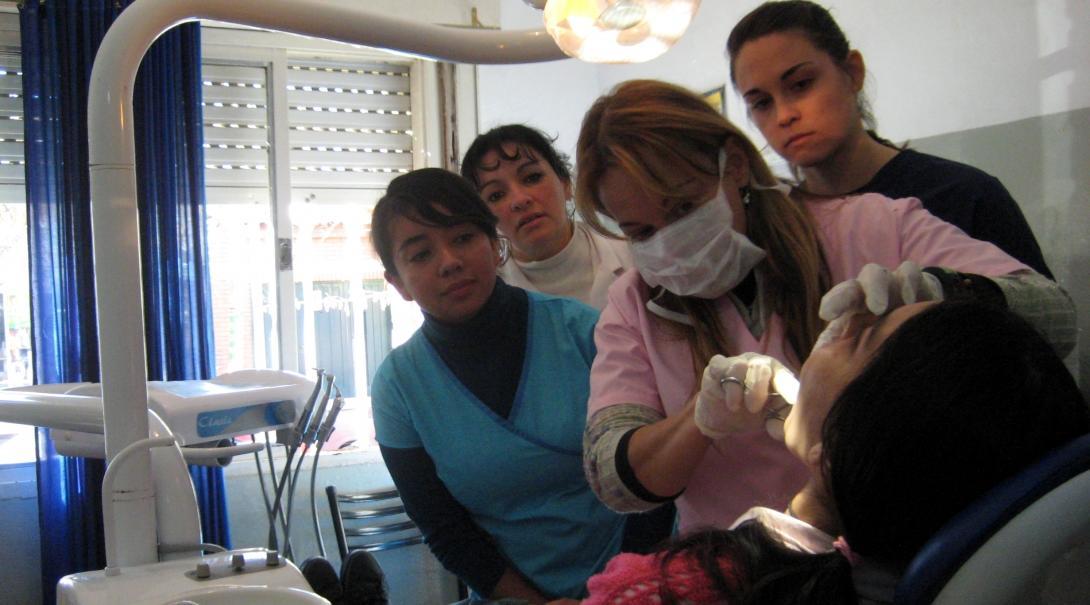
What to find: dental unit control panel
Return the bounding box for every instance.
[99,369,308,445]
[0,369,313,458]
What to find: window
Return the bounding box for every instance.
[201,26,446,456]
[0,17,460,465]
[0,15,34,465]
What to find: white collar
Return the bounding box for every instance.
[730,506,836,555]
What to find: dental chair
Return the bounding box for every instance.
[894,432,1090,604]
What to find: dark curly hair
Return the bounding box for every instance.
[460,124,572,189]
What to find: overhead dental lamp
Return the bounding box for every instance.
[524,0,701,63]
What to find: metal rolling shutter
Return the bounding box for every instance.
[0,51,22,204]
[201,58,413,206]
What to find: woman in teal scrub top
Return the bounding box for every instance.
[369,168,626,603]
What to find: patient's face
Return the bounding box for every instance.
[785,302,934,466]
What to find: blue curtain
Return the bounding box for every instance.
[21,2,227,602]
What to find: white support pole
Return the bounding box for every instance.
[88,0,564,568]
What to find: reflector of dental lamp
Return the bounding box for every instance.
[533,0,701,63]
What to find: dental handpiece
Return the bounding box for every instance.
[290,369,326,448]
[765,367,799,441]
[315,387,345,449]
[303,374,335,446]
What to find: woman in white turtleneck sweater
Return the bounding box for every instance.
[461,124,632,310]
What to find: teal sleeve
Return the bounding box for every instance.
[370,356,423,449]
[566,299,600,366]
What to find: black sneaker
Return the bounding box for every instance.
[340,549,388,605]
[300,556,343,603]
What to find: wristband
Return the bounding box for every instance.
[922,267,1006,308]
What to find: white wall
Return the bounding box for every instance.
[841,0,1090,140]
[475,1,600,161]
[479,0,1090,153]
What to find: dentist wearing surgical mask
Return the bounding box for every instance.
[575,80,1073,532]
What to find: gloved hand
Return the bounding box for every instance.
[814,261,943,349]
[695,352,799,441]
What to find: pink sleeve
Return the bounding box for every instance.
[892,197,1030,275]
[587,274,664,418]
[813,195,1033,282]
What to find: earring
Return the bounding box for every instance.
[741,186,753,207]
[497,237,511,265]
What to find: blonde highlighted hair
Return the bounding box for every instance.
[575,79,829,370]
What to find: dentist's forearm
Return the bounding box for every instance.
[627,396,710,498]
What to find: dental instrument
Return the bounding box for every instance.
[310,386,346,559]
[277,374,335,560]
[696,352,800,441]
[264,371,331,556]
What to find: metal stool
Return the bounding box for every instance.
[326,485,424,557]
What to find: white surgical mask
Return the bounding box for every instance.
[630,155,766,299]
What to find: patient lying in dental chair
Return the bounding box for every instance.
[553,300,1090,605]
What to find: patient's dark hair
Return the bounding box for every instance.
[657,522,855,604]
[647,302,1087,602]
[370,168,498,274]
[460,124,572,189]
[825,301,1090,567]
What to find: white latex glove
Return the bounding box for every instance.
[695,352,799,441]
[814,261,943,349]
